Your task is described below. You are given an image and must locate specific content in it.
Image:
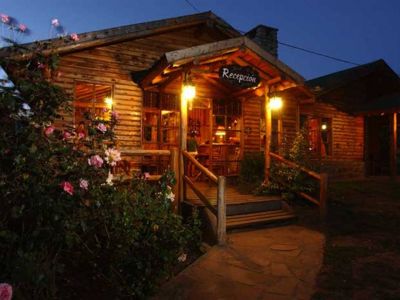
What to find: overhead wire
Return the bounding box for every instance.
[183,0,360,66]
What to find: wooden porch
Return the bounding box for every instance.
[184,181,296,229]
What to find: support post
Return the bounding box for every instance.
[217,176,226,245]
[319,173,328,220]
[179,81,188,205]
[170,148,179,213]
[390,112,397,178]
[264,86,271,184]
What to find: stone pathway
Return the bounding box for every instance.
[153,225,324,300]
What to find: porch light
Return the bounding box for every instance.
[104,97,113,109]
[321,123,327,131]
[182,83,196,101]
[182,72,196,102]
[269,96,283,110]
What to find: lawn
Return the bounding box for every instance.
[296,178,400,300]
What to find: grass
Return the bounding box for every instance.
[295,178,400,300]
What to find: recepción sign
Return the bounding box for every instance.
[219,65,260,88]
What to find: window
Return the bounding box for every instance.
[212,98,242,144]
[300,115,332,157]
[74,82,113,125]
[142,91,180,149]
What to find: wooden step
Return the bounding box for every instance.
[226,209,296,229]
[226,198,283,215]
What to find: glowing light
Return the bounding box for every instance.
[104,97,113,108]
[269,96,283,110]
[181,84,196,102]
[215,131,226,136]
[321,124,327,131]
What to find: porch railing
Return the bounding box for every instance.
[270,152,328,219]
[121,149,179,210]
[182,150,226,245]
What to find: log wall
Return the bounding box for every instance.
[300,101,365,178]
[52,25,230,150]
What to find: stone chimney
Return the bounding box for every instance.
[245,25,278,57]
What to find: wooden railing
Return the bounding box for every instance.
[270,152,328,219]
[121,149,179,210]
[182,150,226,245]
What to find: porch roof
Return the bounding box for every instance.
[134,36,308,96]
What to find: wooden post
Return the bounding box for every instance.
[217,176,226,245]
[170,148,179,213]
[264,86,271,184]
[179,81,188,205]
[319,173,328,220]
[390,112,397,178]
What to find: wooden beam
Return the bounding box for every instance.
[217,176,226,245]
[200,74,231,94]
[233,57,272,82]
[159,72,182,92]
[170,148,180,212]
[390,112,398,177]
[264,85,271,184]
[179,73,188,203]
[140,57,168,88]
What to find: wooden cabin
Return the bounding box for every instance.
[2,12,398,241]
[5,11,311,179]
[305,60,400,179]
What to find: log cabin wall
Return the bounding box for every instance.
[242,96,262,153]
[52,25,232,150]
[242,95,299,154]
[300,101,365,179]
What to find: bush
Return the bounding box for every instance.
[0,42,200,298]
[259,129,317,199]
[238,152,265,192]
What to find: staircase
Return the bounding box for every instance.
[184,182,296,230]
[226,199,296,229]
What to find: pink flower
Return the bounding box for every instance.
[60,181,74,196]
[37,62,45,69]
[51,18,59,27]
[44,126,55,136]
[111,111,119,120]
[105,148,121,166]
[88,155,104,168]
[63,131,72,140]
[77,132,85,139]
[70,33,79,41]
[0,14,10,24]
[79,179,89,190]
[96,123,107,133]
[0,283,12,300]
[18,24,27,32]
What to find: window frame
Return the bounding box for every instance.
[73,80,114,126]
[300,114,333,158]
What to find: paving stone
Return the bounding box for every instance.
[271,263,293,277]
[270,244,300,251]
[153,226,324,299]
[263,277,299,296]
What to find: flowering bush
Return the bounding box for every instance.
[0,37,200,298]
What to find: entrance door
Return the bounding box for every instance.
[365,115,391,175]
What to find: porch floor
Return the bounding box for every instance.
[184,181,281,206]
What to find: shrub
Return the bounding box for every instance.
[0,41,200,298]
[260,129,318,199]
[238,152,265,191]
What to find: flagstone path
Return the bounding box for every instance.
[153,225,324,300]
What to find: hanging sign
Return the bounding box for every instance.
[219,65,260,88]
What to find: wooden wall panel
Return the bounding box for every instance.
[300,102,364,161]
[52,25,231,150]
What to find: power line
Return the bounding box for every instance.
[278,41,360,66]
[184,0,200,12]
[182,0,360,66]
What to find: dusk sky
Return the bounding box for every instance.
[1,0,399,79]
